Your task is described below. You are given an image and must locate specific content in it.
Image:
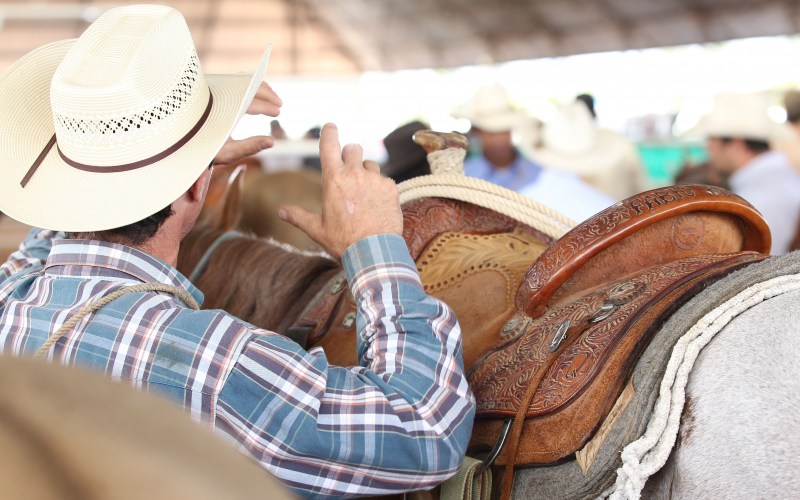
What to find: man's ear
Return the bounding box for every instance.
[187,167,213,203]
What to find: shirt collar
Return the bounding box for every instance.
[45,238,204,305]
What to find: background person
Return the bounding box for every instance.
[690,93,800,255]
[524,97,650,201]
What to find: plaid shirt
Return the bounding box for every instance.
[0,229,475,498]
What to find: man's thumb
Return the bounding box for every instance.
[278,205,320,240]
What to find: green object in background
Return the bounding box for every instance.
[637,141,708,186]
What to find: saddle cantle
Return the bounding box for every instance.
[468,185,770,476]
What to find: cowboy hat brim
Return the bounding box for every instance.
[0,39,271,232]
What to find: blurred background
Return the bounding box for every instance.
[1,0,799,185]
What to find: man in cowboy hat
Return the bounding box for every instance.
[692,93,800,255]
[454,84,542,192]
[456,84,612,221]
[0,5,474,499]
[524,98,650,201]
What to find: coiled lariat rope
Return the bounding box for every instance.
[34,283,200,359]
[397,147,577,240]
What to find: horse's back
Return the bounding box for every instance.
[645,286,800,498]
[239,168,323,250]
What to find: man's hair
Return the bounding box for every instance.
[784,90,800,124]
[576,93,596,118]
[717,136,771,154]
[66,204,174,245]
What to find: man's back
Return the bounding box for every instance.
[0,229,475,498]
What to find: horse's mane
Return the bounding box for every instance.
[177,225,341,335]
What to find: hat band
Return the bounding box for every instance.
[21,91,214,188]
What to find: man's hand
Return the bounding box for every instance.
[279,123,403,258]
[213,82,283,165]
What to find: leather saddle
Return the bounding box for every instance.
[288,184,771,472]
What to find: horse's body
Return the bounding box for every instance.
[642,289,800,498]
[176,189,800,499]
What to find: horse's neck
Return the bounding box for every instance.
[178,227,340,335]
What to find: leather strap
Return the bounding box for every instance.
[287,271,349,348]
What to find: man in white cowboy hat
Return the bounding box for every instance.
[692,93,800,255]
[0,5,474,499]
[455,83,542,192]
[524,98,650,201]
[456,84,613,222]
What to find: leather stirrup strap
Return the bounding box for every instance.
[497,313,594,499]
[499,346,566,499]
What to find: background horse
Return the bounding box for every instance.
[178,163,800,498]
[205,159,323,251]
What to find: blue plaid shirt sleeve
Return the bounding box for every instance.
[216,234,475,498]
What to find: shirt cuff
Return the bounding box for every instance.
[341,234,419,293]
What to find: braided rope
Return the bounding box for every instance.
[34,283,200,359]
[397,174,577,239]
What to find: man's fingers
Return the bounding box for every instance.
[214,136,273,165]
[341,144,364,168]
[246,100,281,117]
[363,160,381,174]
[254,82,282,106]
[318,124,343,176]
[278,205,322,242]
[246,82,283,116]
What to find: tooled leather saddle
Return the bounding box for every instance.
[287,184,770,489]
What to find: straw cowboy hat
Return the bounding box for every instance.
[452,84,528,132]
[523,101,630,176]
[687,93,784,142]
[0,4,270,232]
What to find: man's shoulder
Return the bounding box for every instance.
[166,305,265,337]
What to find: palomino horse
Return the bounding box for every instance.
[205,159,323,251]
[178,163,800,498]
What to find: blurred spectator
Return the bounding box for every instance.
[452,84,542,192]
[772,89,800,171]
[454,84,612,221]
[784,90,800,134]
[691,93,800,255]
[270,119,288,140]
[673,160,730,190]
[304,126,322,139]
[523,98,650,201]
[575,93,596,118]
[381,120,430,183]
[302,125,323,170]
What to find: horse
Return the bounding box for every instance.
[177,152,800,499]
[204,159,324,251]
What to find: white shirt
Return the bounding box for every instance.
[519,168,614,223]
[730,151,800,255]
